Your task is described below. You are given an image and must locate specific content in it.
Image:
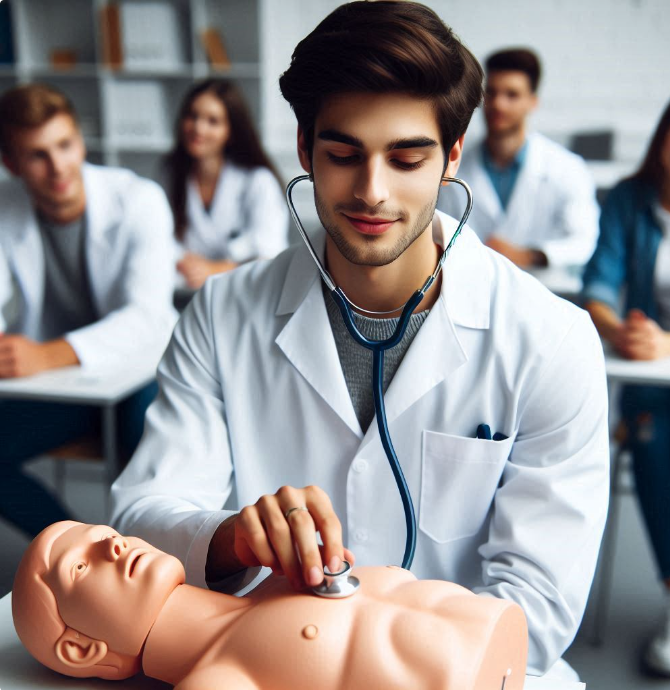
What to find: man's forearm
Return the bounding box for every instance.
[584,300,620,343]
[43,338,80,370]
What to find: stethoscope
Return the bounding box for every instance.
[285,174,473,598]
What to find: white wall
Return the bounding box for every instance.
[262,0,670,178]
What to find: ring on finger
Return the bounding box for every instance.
[284,506,309,521]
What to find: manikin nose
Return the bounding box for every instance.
[105,535,129,561]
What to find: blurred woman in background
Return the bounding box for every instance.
[582,100,670,677]
[164,78,288,290]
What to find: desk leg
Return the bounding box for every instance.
[102,405,119,516]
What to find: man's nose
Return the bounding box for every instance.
[353,158,390,208]
[50,153,68,177]
[105,535,129,561]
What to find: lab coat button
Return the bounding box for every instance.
[353,459,368,473]
[354,529,368,543]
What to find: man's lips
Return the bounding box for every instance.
[51,179,71,193]
[342,214,398,236]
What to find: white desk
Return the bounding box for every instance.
[0,351,163,482]
[605,351,670,387]
[527,267,583,301]
[0,594,583,689]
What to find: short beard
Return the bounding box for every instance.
[314,187,438,267]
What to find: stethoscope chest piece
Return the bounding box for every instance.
[312,560,360,599]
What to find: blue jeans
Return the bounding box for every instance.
[0,381,158,538]
[621,385,670,580]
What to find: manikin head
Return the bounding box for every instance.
[12,521,185,680]
[278,0,483,269]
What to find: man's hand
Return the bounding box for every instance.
[0,334,79,378]
[612,309,670,360]
[485,236,547,268]
[177,253,237,290]
[206,485,355,590]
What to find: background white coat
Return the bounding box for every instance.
[0,164,177,368]
[178,163,289,264]
[438,133,601,268]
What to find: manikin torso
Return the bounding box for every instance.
[144,566,527,690]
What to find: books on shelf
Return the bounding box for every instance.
[107,80,171,148]
[100,3,123,69]
[200,28,230,70]
[119,1,184,72]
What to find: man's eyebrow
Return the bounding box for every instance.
[317,130,438,152]
[385,137,439,151]
[317,130,364,148]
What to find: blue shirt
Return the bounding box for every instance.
[482,140,529,210]
[581,178,661,319]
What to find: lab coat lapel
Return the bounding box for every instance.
[275,235,363,439]
[383,215,490,425]
[469,145,502,229]
[83,164,118,313]
[6,186,44,338]
[496,134,543,242]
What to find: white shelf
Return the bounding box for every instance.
[0,0,265,179]
[28,65,101,78]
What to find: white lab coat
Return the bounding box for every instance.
[179,162,289,263]
[111,211,609,675]
[0,163,177,369]
[438,132,600,268]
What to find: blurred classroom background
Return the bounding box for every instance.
[0,0,666,230]
[0,2,669,689]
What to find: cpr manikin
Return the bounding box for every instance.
[13,522,528,689]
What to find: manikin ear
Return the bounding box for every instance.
[441,134,466,184]
[1,153,19,177]
[296,126,312,175]
[55,628,108,670]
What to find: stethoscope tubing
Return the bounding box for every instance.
[286,174,473,570]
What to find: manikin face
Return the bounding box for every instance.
[44,524,185,656]
[181,92,230,160]
[300,91,462,267]
[2,113,86,215]
[484,71,537,137]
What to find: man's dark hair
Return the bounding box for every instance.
[279,1,483,157]
[485,48,542,93]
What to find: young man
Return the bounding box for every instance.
[0,84,176,537]
[438,48,600,269]
[112,2,609,678]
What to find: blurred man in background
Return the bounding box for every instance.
[438,48,599,269]
[0,83,176,537]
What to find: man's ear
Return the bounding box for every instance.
[296,126,312,174]
[2,153,19,177]
[55,628,108,669]
[442,134,466,184]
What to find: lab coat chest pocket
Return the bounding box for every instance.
[420,430,513,543]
